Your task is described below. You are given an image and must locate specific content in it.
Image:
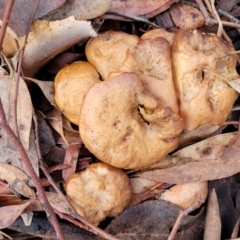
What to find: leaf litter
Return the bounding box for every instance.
[1,0,240,239]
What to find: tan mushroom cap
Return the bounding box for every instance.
[133,37,179,113]
[85,30,140,80]
[79,72,184,169]
[171,29,239,131]
[65,162,132,226]
[140,29,175,45]
[54,61,100,125]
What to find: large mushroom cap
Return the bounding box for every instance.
[65,162,132,226]
[133,37,179,113]
[54,61,100,125]
[79,72,183,169]
[85,30,140,80]
[171,29,239,131]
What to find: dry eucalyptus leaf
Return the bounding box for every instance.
[203,189,221,240]
[169,3,205,29]
[160,181,208,210]
[25,78,56,106]
[46,108,69,146]
[0,0,66,37]
[62,144,81,181]
[179,123,220,146]
[130,177,159,194]
[0,163,35,199]
[99,200,180,240]
[19,16,97,77]
[0,200,32,229]
[110,0,177,16]
[137,132,239,184]
[42,0,112,21]
[224,78,240,93]
[0,74,32,150]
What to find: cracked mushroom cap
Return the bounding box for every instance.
[85,30,140,80]
[65,162,132,226]
[79,72,184,169]
[54,61,100,125]
[171,29,239,131]
[133,36,179,113]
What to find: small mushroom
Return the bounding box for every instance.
[171,29,239,131]
[79,72,183,169]
[54,61,100,125]
[65,162,132,226]
[85,30,140,80]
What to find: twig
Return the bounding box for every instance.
[105,11,159,28]
[210,0,223,37]
[0,0,14,51]
[195,0,215,26]
[218,8,240,34]
[0,100,65,240]
[33,111,119,240]
[167,197,205,240]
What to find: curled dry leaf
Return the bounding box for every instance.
[171,29,239,131]
[137,132,239,184]
[169,3,205,29]
[79,72,183,169]
[0,200,32,230]
[25,78,56,107]
[109,0,177,16]
[0,163,35,199]
[42,0,112,21]
[19,16,97,77]
[160,181,208,210]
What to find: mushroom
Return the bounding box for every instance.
[79,72,184,169]
[54,61,100,125]
[171,29,239,131]
[85,30,140,80]
[65,162,132,226]
[133,36,179,113]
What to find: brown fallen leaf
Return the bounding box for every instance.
[42,0,112,21]
[109,0,178,16]
[98,200,180,240]
[137,132,239,184]
[130,177,159,194]
[19,16,97,77]
[0,163,35,199]
[203,189,221,240]
[0,200,32,229]
[25,78,56,107]
[0,0,66,37]
[45,108,69,146]
[62,144,81,181]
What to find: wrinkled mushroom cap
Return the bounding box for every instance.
[141,29,175,45]
[54,61,100,125]
[79,72,183,169]
[133,37,179,113]
[65,162,132,226]
[171,29,239,131]
[85,30,140,80]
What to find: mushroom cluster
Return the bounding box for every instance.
[54,28,239,225]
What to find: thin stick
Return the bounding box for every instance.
[105,11,159,28]
[0,0,15,51]
[195,0,215,26]
[0,100,65,239]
